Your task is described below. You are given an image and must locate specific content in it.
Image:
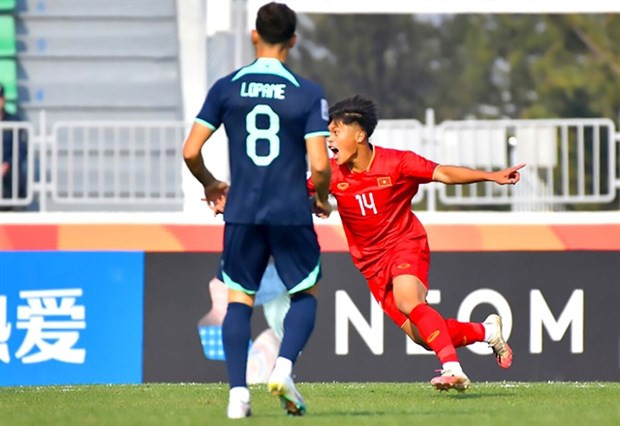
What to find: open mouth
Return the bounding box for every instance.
[329,146,339,159]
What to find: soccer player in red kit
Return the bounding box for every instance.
[310,95,523,391]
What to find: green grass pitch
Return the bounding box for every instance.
[1,382,619,425]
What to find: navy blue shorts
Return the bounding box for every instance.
[220,223,322,295]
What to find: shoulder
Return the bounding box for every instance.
[294,73,325,95]
[374,146,406,164]
[373,146,422,178]
[211,71,238,91]
[380,146,425,162]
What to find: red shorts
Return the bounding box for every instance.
[366,236,430,328]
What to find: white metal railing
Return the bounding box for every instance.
[434,118,617,208]
[0,111,618,211]
[50,121,187,204]
[0,122,35,207]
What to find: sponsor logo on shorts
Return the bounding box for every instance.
[397,263,411,269]
[337,182,349,191]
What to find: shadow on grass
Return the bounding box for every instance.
[260,408,481,418]
[255,390,517,418]
[259,410,421,417]
[435,391,516,399]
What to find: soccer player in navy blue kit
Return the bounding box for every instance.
[183,2,331,419]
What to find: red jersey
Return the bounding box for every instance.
[309,145,438,277]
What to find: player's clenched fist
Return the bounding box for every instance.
[311,195,332,218]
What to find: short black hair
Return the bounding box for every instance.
[328,95,379,137]
[256,2,296,45]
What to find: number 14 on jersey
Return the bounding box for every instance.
[355,193,378,216]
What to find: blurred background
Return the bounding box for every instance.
[0,0,619,387]
[0,0,618,213]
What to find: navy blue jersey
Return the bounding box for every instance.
[196,58,329,225]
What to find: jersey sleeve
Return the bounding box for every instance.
[304,86,330,139]
[195,79,224,131]
[399,150,439,183]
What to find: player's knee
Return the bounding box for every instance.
[228,288,255,306]
[392,275,427,315]
[394,297,424,316]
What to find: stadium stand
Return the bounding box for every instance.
[0,1,17,114]
[0,60,16,114]
[7,0,185,211]
[0,0,16,11]
[15,0,182,130]
[0,15,16,56]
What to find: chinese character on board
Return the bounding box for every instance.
[0,295,11,363]
[15,289,86,364]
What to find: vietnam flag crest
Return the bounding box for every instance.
[377,176,392,187]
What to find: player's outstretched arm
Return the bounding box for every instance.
[183,122,229,215]
[432,163,525,186]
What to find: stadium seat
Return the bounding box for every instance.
[0,16,16,56]
[0,0,15,11]
[5,100,16,114]
[0,59,17,100]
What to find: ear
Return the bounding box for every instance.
[288,34,297,49]
[251,30,259,46]
[355,130,366,143]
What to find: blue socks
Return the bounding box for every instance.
[222,293,317,388]
[222,302,253,388]
[279,293,317,364]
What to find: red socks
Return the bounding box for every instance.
[445,319,485,348]
[408,304,459,363]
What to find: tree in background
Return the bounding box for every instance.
[289,13,619,210]
[289,14,620,123]
[289,14,442,118]
[524,15,620,120]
